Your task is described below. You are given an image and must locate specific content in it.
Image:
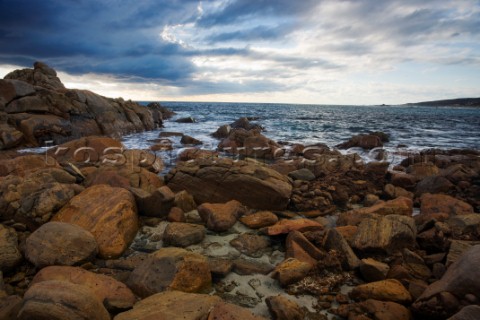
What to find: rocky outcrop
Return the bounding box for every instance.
[52,184,138,259]
[166,159,292,210]
[0,62,172,149]
[337,133,384,149]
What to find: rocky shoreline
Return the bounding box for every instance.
[1,63,480,320]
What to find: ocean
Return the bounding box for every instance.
[121,102,480,166]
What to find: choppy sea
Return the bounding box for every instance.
[121,102,480,166]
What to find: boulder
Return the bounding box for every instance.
[207,301,267,320]
[352,214,416,254]
[406,162,440,180]
[5,61,65,90]
[197,200,246,232]
[127,247,211,298]
[229,233,270,258]
[174,190,197,212]
[447,214,480,239]
[448,305,480,320]
[0,154,59,177]
[163,222,206,247]
[218,128,281,159]
[412,245,480,319]
[175,116,196,123]
[167,207,186,222]
[337,134,383,149]
[264,218,323,236]
[0,295,22,320]
[359,258,390,282]
[335,299,411,320]
[180,135,202,145]
[0,79,35,105]
[266,295,305,320]
[420,193,474,216]
[30,266,136,311]
[166,159,292,210]
[131,186,174,217]
[0,225,22,272]
[239,211,279,229]
[415,176,454,195]
[178,148,218,161]
[114,291,222,320]
[288,168,316,181]
[18,280,110,320]
[285,230,326,266]
[212,124,231,139]
[350,279,412,304]
[344,197,413,219]
[322,228,360,270]
[272,258,313,286]
[52,184,138,259]
[25,221,98,268]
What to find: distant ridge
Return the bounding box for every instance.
[405,97,480,107]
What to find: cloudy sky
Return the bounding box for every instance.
[0,0,479,105]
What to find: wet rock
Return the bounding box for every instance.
[233,259,274,275]
[175,116,196,123]
[272,258,313,286]
[285,230,326,266]
[150,139,173,151]
[131,186,174,217]
[412,245,480,319]
[180,134,202,145]
[30,265,136,311]
[266,295,305,320]
[198,200,246,232]
[163,222,205,247]
[178,148,218,161]
[127,247,211,297]
[322,228,360,271]
[0,225,22,272]
[18,280,110,320]
[167,159,292,210]
[218,128,282,159]
[114,291,222,320]
[350,279,412,304]
[53,184,138,259]
[288,168,315,181]
[230,233,270,258]
[337,133,383,150]
[359,258,390,282]
[352,214,416,254]
[212,124,231,139]
[420,193,474,216]
[25,221,98,268]
[240,211,278,229]
[263,218,323,236]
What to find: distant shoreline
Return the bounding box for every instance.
[404,97,480,108]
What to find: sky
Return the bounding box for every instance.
[0,0,479,105]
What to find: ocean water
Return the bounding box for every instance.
[121,102,480,166]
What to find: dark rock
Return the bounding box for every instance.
[230,233,270,258]
[175,116,196,123]
[266,295,305,320]
[337,134,383,150]
[131,186,174,217]
[416,176,454,195]
[0,225,22,272]
[163,222,205,247]
[180,134,202,145]
[288,168,316,181]
[448,305,480,320]
[359,258,390,282]
[322,228,360,271]
[232,259,273,275]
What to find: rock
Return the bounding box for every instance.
[167,207,186,222]
[123,149,164,173]
[178,148,218,161]
[364,194,380,206]
[175,116,196,123]
[322,228,360,270]
[446,240,478,267]
[412,245,480,319]
[49,136,124,164]
[167,159,292,210]
[384,184,413,200]
[288,168,316,181]
[198,200,246,232]
[263,218,323,236]
[285,230,326,266]
[337,299,411,320]
[230,117,263,131]
[208,258,233,277]
[0,295,22,320]
[114,291,222,320]
[131,186,174,217]
[159,131,183,137]
[0,225,22,272]
[207,301,267,320]
[18,280,110,320]
[0,79,35,105]
[447,214,480,239]
[212,124,231,139]
[25,221,98,268]
[406,162,440,181]
[421,193,474,216]
[401,248,432,280]
[272,258,313,286]
[266,295,305,320]
[230,233,270,258]
[448,305,480,320]
[360,258,390,282]
[390,172,417,190]
[30,266,136,311]
[174,190,197,212]
[415,176,454,195]
[337,134,383,149]
[352,214,416,254]
[163,222,206,247]
[180,134,202,145]
[232,259,274,275]
[150,139,173,151]
[52,184,138,259]
[0,154,59,177]
[344,197,413,219]
[350,279,412,304]
[218,128,281,159]
[240,211,279,229]
[127,247,211,298]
